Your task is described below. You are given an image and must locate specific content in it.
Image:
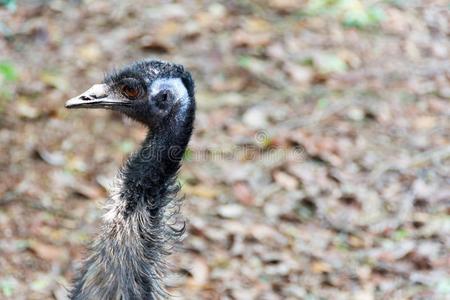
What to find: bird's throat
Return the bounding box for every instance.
[120,103,195,216]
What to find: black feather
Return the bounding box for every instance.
[68,59,196,300]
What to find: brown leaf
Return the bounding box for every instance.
[414,116,437,130]
[78,43,102,63]
[284,64,313,85]
[405,251,433,270]
[232,30,272,48]
[139,36,172,53]
[272,171,298,191]
[187,256,209,287]
[182,184,219,199]
[70,181,105,200]
[232,181,254,206]
[28,240,67,262]
[217,204,244,219]
[311,260,331,274]
[16,101,40,119]
[268,0,304,12]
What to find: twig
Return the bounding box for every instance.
[281,102,352,130]
[371,145,450,180]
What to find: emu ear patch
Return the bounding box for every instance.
[150,78,189,111]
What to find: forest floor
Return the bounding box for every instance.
[0,1,449,299]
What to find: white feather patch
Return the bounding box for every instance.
[150,78,189,114]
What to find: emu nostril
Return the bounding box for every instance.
[91,93,107,99]
[80,95,91,101]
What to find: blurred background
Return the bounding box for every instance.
[0,0,449,299]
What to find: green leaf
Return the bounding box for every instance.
[183,148,193,161]
[306,0,384,29]
[343,8,370,28]
[118,140,135,154]
[0,0,16,11]
[315,53,347,74]
[307,0,342,15]
[237,56,253,69]
[343,6,384,28]
[393,228,409,240]
[30,277,52,292]
[0,278,17,297]
[317,98,329,109]
[0,62,18,82]
[41,70,68,91]
[437,277,450,295]
[368,7,385,24]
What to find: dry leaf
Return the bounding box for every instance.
[28,240,67,262]
[217,204,244,219]
[232,181,254,206]
[311,260,332,274]
[182,184,219,199]
[273,171,298,191]
[187,256,209,287]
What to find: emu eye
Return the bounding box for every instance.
[120,78,142,100]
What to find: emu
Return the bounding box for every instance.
[65,59,196,300]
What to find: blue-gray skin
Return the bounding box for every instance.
[66,60,196,300]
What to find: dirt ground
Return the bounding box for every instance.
[0,1,449,299]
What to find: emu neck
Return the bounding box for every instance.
[70,106,194,300]
[121,112,194,212]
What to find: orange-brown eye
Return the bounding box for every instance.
[121,84,140,99]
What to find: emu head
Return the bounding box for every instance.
[66,60,195,127]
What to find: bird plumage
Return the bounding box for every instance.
[66,59,196,300]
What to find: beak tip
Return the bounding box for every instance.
[65,84,112,110]
[65,99,76,109]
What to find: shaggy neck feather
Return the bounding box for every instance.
[70,102,195,300]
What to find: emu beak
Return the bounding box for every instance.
[65,84,125,109]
